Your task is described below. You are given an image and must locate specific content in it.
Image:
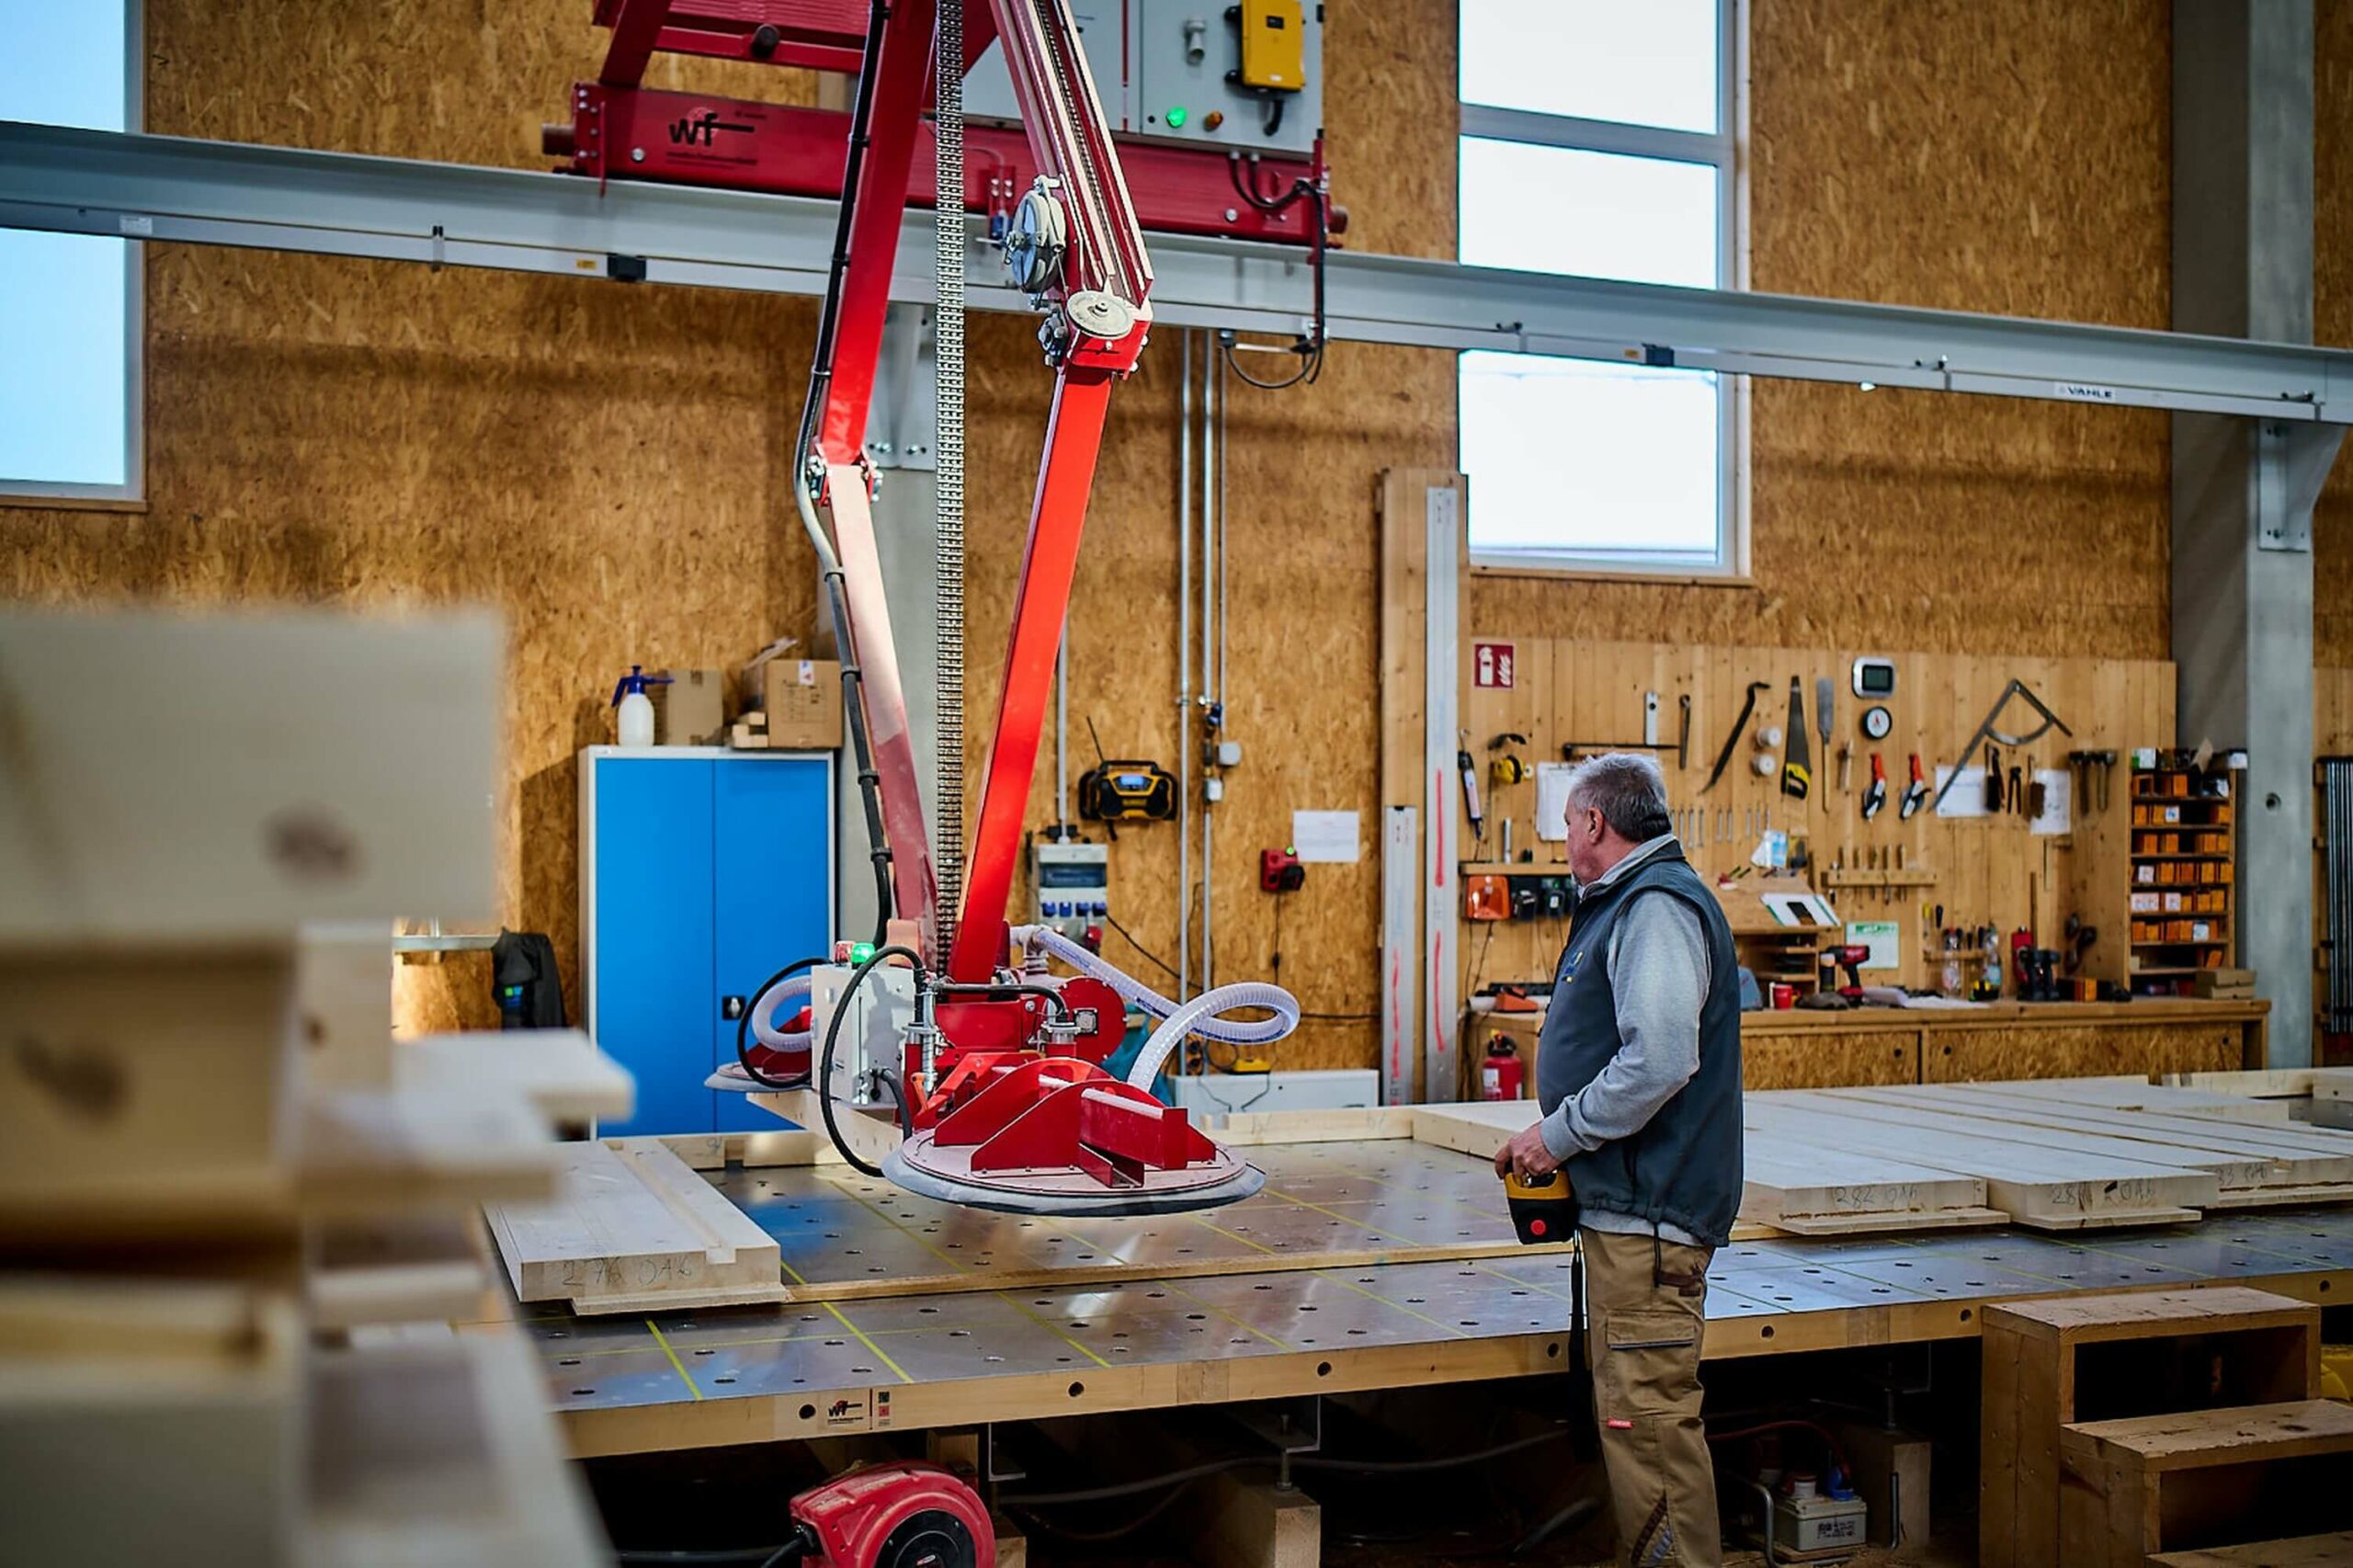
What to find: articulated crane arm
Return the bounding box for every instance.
[801,0,1152,983]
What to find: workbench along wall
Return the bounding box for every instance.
[1456,638,2175,1035]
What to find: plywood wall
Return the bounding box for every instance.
[1458,639,2174,1010]
[2315,0,2353,667]
[2321,670,2353,756]
[0,0,1455,1052]
[0,0,2209,1076]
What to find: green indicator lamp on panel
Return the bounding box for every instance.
[1165,104,1188,129]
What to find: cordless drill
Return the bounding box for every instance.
[1820,943,1870,1001]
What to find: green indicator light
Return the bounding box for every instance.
[1165,105,1188,129]
[849,941,877,965]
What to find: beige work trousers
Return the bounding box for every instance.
[1582,1225,1723,1567]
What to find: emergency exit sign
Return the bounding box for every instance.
[1473,642,1516,688]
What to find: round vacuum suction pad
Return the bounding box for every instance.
[883,1132,1266,1218]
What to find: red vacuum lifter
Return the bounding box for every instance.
[610,0,1302,1216]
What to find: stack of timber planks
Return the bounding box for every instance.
[1418,1075,2353,1238]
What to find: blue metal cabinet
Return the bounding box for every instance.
[580,747,835,1136]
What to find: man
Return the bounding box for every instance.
[1495,752,1742,1567]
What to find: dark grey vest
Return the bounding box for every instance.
[1533,844,1744,1247]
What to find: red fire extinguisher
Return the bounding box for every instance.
[1480,1036,1524,1101]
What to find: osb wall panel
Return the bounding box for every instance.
[1742,1034,1916,1092]
[2321,669,2353,756]
[1473,0,2175,658]
[1922,1024,2243,1083]
[0,249,820,1035]
[0,0,1455,1055]
[2317,0,2353,665]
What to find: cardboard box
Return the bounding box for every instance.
[652,668,729,746]
[740,644,843,749]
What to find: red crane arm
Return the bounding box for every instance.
[796,0,1153,980]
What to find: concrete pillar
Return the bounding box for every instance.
[2171,0,2342,1065]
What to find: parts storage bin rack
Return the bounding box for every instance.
[2127,756,2241,995]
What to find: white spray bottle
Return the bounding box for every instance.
[610,665,671,748]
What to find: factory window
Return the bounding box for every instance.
[1456,0,1745,577]
[0,0,142,505]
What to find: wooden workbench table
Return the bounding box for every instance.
[1471,997,2268,1095]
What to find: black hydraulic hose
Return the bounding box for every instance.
[1221,154,1328,390]
[817,943,926,1176]
[733,956,827,1091]
[999,1428,1572,1508]
[790,0,897,948]
[930,981,1074,1020]
[794,0,894,469]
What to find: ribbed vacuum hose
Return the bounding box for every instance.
[1009,925,1300,1092]
[1124,981,1302,1091]
[1012,925,1297,1047]
[750,973,814,1051]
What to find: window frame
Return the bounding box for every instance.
[1,0,144,509]
[1456,0,1749,582]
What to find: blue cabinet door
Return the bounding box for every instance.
[711,756,835,1132]
[590,756,717,1136]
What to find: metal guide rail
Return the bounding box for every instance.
[530,1139,2353,1456]
[6,120,2351,423]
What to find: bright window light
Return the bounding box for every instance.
[1460,0,1720,134]
[1459,140,1719,288]
[0,0,140,499]
[1457,0,1739,574]
[1461,354,1721,562]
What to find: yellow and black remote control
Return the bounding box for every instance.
[1503,1168,1576,1244]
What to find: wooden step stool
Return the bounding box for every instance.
[2061,1401,2353,1566]
[1980,1286,2320,1568]
[2149,1530,2353,1566]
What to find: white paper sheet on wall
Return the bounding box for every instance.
[1934,765,1989,818]
[1534,762,1574,841]
[2029,769,2073,835]
[1846,920,1900,971]
[1290,810,1361,863]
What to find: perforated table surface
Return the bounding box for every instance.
[523,1141,2353,1456]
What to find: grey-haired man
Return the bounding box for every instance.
[1494,752,1742,1566]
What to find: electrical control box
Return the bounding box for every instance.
[1234,0,1306,91]
[811,960,916,1108]
[964,6,1130,133]
[965,0,1324,158]
[1033,841,1110,941]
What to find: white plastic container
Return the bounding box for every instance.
[610,665,668,749]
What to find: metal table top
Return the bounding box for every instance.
[524,1142,2353,1454]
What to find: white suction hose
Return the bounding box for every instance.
[1013,925,1296,1046]
[1125,982,1301,1091]
[1009,925,1301,1090]
[751,973,814,1051]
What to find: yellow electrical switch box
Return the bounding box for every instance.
[1236,0,1305,92]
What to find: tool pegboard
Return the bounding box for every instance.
[1457,637,2177,996]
